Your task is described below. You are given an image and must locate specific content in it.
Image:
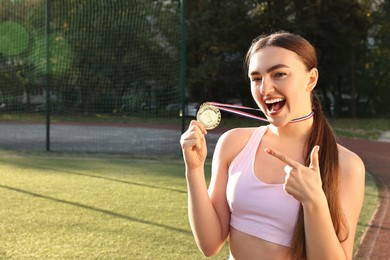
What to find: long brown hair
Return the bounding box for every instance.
[244,31,348,259]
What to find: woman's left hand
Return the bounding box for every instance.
[265,145,324,204]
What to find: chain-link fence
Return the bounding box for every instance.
[0,0,187,155]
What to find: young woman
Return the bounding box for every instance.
[180,31,365,260]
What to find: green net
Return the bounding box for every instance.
[0,0,184,155]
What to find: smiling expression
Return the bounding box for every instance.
[248,46,318,127]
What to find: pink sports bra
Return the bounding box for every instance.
[226,126,300,247]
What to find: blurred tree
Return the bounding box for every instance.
[186,0,377,117]
[310,0,370,118]
[0,0,41,112]
[1,0,387,117]
[46,0,181,114]
[364,0,390,116]
[186,1,259,105]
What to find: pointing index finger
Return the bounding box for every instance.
[265,147,300,168]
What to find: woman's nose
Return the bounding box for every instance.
[259,77,274,95]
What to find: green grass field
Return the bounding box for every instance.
[0,151,378,259]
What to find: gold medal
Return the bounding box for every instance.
[197,102,221,130]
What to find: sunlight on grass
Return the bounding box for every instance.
[0,152,379,259]
[0,153,229,259]
[330,118,390,140]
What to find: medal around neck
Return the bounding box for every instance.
[197,102,221,130]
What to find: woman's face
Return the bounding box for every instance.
[248,46,318,127]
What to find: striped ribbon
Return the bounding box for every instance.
[208,102,314,123]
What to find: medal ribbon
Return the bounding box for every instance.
[208,102,314,123]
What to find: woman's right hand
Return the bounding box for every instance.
[180,120,208,170]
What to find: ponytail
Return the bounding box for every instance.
[290,93,348,259]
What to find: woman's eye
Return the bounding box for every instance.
[274,72,287,78]
[251,77,262,82]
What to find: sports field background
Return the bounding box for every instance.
[0,151,379,259]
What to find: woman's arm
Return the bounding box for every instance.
[265,146,365,260]
[180,121,237,256]
[302,146,365,260]
[336,146,365,259]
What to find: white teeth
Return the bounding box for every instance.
[265,98,285,104]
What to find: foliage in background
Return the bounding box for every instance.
[186,0,390,118]
[0,0,181,116]
[1,0,389,119]
[366,0,390,116]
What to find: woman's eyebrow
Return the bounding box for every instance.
[266,64,290,73]
[248,64,290,77]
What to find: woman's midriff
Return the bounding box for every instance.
[228,227,293,260]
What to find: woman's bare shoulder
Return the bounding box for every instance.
[214,127,260,165]
[219,127,257,141]
[337,144,365,180]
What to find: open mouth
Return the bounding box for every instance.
[265,98,286,114]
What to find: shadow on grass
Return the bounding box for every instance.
[0,184,191,235]
[0,159,186,194]
[49,166,186,194]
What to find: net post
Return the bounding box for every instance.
[180,0,187,134]
[45,0,51,152]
